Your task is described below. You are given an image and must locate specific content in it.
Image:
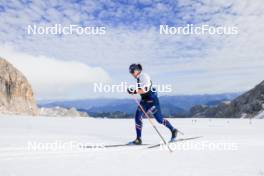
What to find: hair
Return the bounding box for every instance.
[137,64,142,71]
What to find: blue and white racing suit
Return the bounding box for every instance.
[134,72,175,138]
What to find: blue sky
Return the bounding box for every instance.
[0,0,264,100]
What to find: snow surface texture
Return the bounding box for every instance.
[0,115,263,176]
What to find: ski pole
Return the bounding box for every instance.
[177,129,184,135]
[131,95,173,153]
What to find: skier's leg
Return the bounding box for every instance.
[134,104,144,139]
[150,105,175,132]
[148,101,178,141]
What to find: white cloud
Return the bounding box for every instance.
[0,45,111,100]
[0,0,264,98]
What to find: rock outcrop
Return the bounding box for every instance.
[190,80,264,118]
[39,106,88,117]
[0,58,37,115]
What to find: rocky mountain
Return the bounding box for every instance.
[190,80,264,118]
[0,58,37,115]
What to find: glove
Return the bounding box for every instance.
[127,87,137,94]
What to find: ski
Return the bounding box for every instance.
[148,136,203,149]
[80,143,149,149]
[80,136,202,149]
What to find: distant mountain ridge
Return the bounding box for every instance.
[191,80,264,118]
[38,93,240,118]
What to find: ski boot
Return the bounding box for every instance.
[170,129,178,142]
[129,138,142,145]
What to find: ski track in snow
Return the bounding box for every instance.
[0,115,263,176]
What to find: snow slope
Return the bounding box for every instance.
[0,115,263,176]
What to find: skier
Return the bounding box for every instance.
[127,63,178,145]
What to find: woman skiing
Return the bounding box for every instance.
[127,63,178,145]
